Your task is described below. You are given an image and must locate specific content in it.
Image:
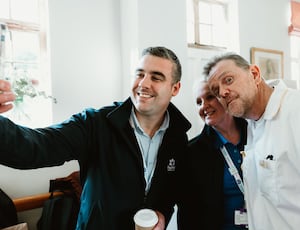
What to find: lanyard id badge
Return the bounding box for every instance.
[220,146,244,194]
[220,146,248,228]
[234,208,248,227]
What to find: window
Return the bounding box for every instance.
[0,0,52,127]
[290,36,300,88]
[185,0,239,120]
[289,1,300,89]
[187,0,238,50]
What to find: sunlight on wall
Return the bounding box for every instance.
[290,36,300,89]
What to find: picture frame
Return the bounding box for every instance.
[250,47,284,80]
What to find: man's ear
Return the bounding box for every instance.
[172,81,181,96]
[250,65,262,84]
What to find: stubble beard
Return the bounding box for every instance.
[227,99,247,118]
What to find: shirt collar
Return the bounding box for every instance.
[214,129,228,148]
[258,82,289,121]
[129,107,170,135]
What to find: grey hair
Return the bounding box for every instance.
[203,52,250,80]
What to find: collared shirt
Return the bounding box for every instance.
[129,108,169,193]
[243,83,300,230]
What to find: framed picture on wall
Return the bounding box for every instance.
[250,47,284,80]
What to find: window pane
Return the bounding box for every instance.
[291,62,299,76]
[290,36,300,58]
[11,0,39,23]
[198,1,211,24]
[11,30,40,63]
[199,24,212,45]
[0,0,10,18]
[12,62,38,76]
[212,4,227,47]
[212,24,226,47]
[211,4,226,25]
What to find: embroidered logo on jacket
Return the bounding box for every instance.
[167,158,176,172]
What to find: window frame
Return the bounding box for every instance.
[187,0,229,50]
[0,0,52,127]
[0,0,49,84]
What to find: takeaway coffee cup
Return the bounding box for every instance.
[134,208,158,230]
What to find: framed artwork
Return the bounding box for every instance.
[250,47,284,80]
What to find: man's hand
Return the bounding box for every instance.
[153,211,165,230]
[0,79,15,113]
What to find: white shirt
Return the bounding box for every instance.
[243,82,300,230]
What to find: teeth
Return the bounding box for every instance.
[205,111,214,116]
[139,93,151,98]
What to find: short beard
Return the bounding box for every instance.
[227,100,246,118]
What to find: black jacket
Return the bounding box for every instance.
[177,118,247,230]
[0,97,191,230]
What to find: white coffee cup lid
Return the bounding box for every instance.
[134,208,158,227]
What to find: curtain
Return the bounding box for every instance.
[289,1,300,36]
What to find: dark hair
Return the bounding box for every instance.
[142,46,182,83]
[203,53,250,79]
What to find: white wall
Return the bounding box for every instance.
[49,0,123,122]
[238,0,292,79]
[1,0,298,229]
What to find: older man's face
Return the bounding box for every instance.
[207,59,258,118]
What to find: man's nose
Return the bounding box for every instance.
[219,86,229,98]
[138,74,151,87]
